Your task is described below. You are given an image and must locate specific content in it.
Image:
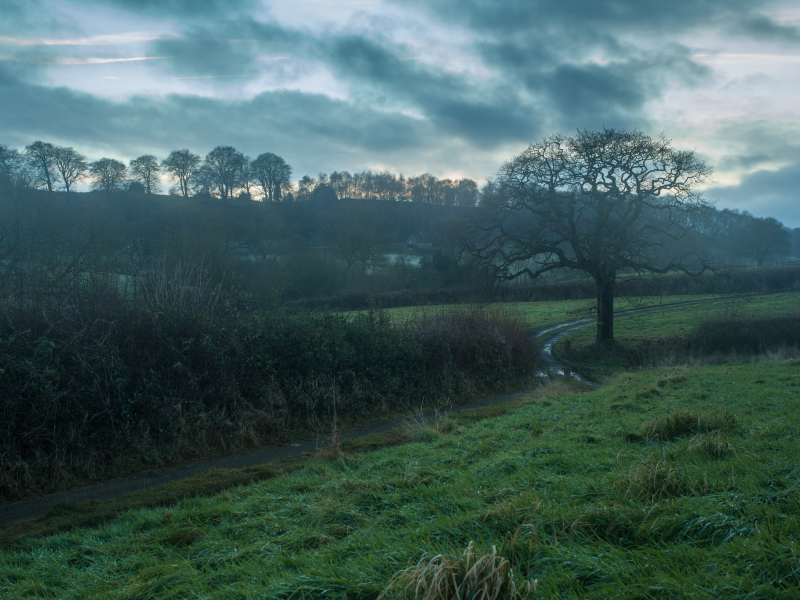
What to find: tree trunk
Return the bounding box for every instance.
[595,270,616,345]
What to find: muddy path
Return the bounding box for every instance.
[0,296,728,528]
[534,297,730,388]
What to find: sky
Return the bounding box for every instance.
[1,0,799,226]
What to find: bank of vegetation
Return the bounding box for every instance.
[0,265,538,502]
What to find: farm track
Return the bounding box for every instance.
[0,296,728,528]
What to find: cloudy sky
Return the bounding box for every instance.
[2,0,799,225]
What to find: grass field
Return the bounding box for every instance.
[2,358,799,598]
[556,292,800,380]
[380,293,721,331]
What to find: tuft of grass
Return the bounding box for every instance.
[316,428,345,462]
[642,409,738,441]
[614,456,698,502]
[654,369,687,388]
[401,410,458,443]
[687,430,736,459]
[379,541,526,600]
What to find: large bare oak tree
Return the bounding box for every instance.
[469,128,713,344]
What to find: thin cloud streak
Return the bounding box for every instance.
[0,55,166,64]
[693,52,800,64]
[0,32,168,46]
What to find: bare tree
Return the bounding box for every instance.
[296,175,317,202]
[238,155,255,199]
[203,146,244,201]
[0,145,29,189]
[24,141,57,192]
[323,203,388,286]
[162,149,201,197]
[252,152,292,202]
[52,146,89,194]
[468,128,713,344]
[329,170,354,199]
[129,155,161,195]
[89,158,127,192]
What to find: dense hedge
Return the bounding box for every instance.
[296,264,800,310]
[0,290,537,500]
[688,314,800,355]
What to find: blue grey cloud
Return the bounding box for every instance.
[708,163,800,227]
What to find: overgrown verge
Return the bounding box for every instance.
[0,271,538,502]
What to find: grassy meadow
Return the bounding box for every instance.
[2,291,800,598]
[557,292,800,380]
[380,293,721,331]
[2,358,800,598]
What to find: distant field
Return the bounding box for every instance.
[561,292,800,343]
[2,359,799,598]
[379,293,722,330]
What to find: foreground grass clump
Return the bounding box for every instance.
[2,359,799,598]
[380,541,525,600]
[0,274,537,501]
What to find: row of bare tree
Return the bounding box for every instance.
[0,141,479,207]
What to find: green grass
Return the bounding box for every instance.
[557,292,800,380]
[380,293,720,331]
[2,360,799,598]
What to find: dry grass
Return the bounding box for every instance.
[379,541,526,600]
[401,410,459,443]
[316,428,344,462]
[642,409,739,442]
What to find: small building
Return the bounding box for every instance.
[406,233,439,249]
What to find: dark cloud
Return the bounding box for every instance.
[0,0,61,36]
[726,14,800,44]
[325,35,539,145]
[77,0,258,20]
[406,0,762,38]
[708,163,800,227]
[150,21,301,78]
[0,63,432,176]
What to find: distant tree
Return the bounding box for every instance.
[203,146,245,201]
[89,158,127,193]
[129,155,161,195]
[468,128,713,344]
[455,179,479,207]
[162,149,201,198]
[296,175,317,202]
[323,203,387,286]
[24,141,57,192]
[329,171,354,199]
[0,145,27,187]
[52,146,89,194]
[734,214,791,266]
[127,181,146,194]
[408,173,437,203]
[239,155,256,198]
[310,183,337,205]
[251,153,292,202]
